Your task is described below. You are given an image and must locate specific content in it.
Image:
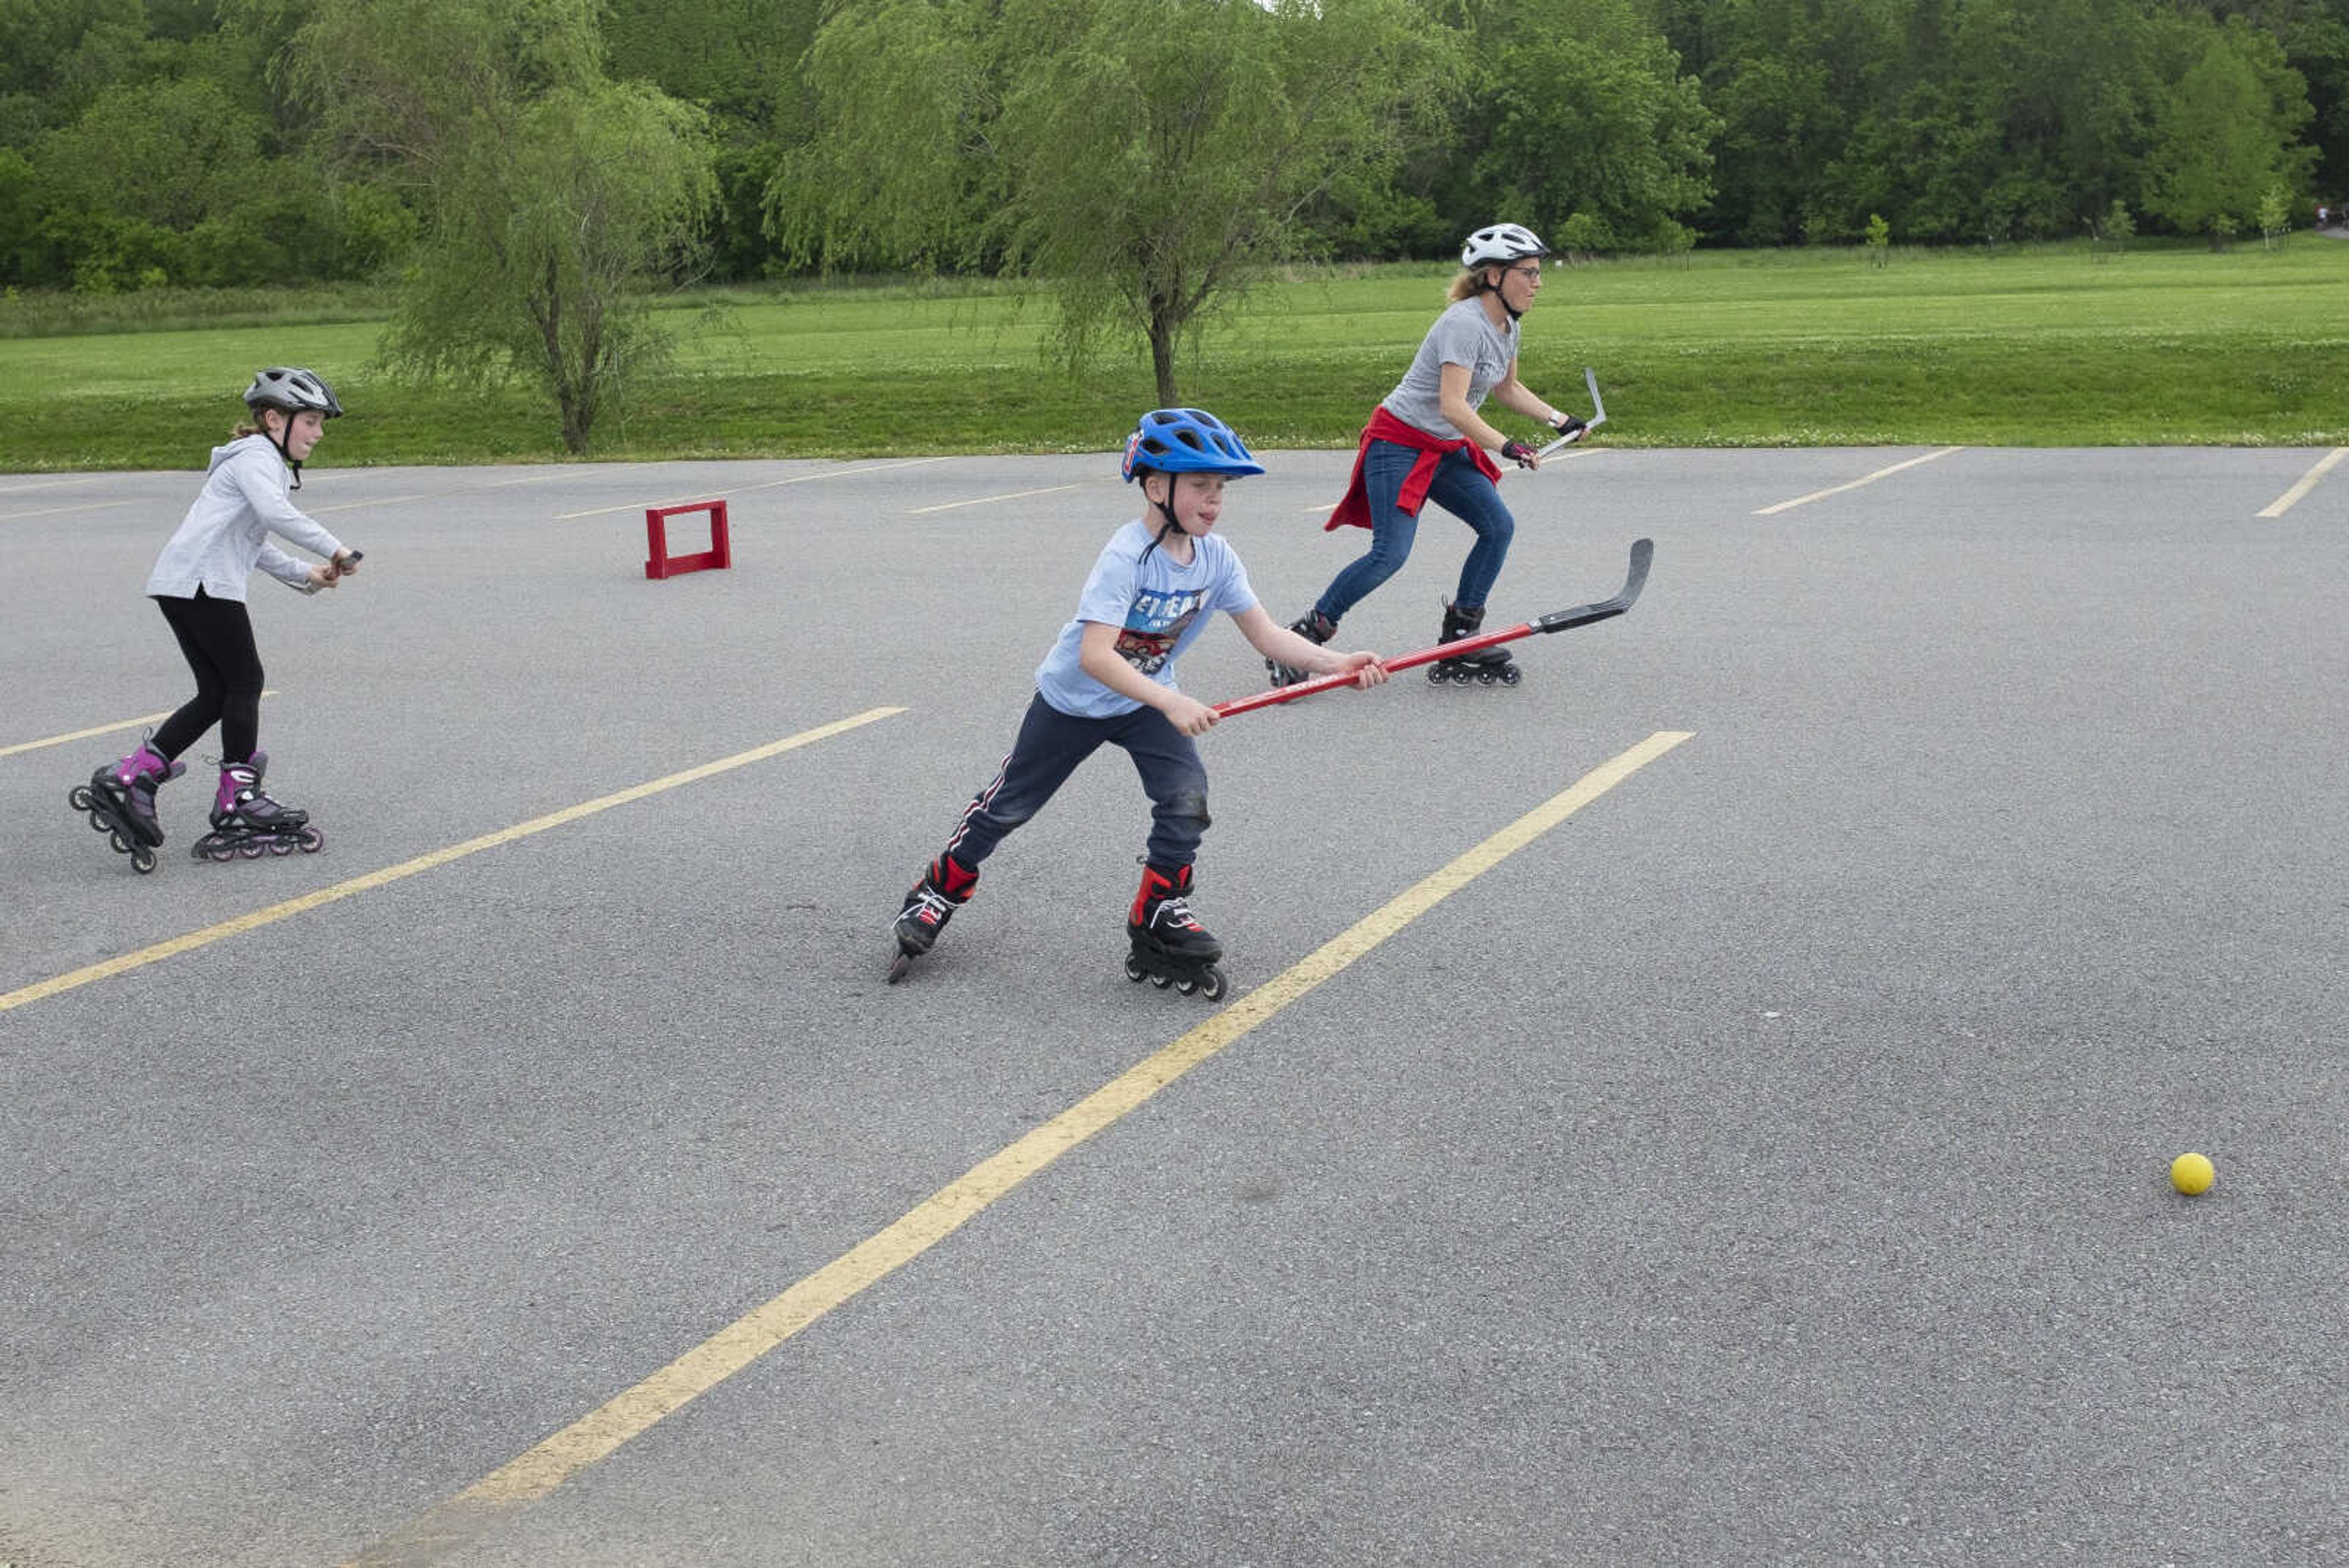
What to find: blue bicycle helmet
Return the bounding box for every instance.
[1121,407,1266,481]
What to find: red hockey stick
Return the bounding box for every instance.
[1214,537,1652,718]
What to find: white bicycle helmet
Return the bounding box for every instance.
[1461,223,1549,269]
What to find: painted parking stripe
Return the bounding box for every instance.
[557,456,956,520]
[2256,447,2347,518]
[1753,446,1963,515]
[0,497,138,522]
[1,693,281,759]
[910,484,1079,515]
[0,709,904,1016]
[337,727,1695,1568]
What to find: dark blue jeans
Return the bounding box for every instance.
[942,693,1210,872]
[1317,440,1516,623]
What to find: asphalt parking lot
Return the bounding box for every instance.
[4,444,2345,1566]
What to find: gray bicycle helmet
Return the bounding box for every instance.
[242,367,344,418]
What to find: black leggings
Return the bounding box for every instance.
[152,590,263,765]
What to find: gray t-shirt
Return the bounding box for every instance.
[1380,297,1520,440]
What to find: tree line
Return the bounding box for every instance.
[2,0,2338,446]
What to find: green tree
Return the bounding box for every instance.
[1461,0,1718,254]
[779,0,1460,404]
[2145,15,2317,245]
[284,0,716,450]
[603,0,825,280]
[32,76,268,232]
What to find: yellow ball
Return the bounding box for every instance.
[2170,1151,2216,1195]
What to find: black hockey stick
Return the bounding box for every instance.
[1216,537,1651,718]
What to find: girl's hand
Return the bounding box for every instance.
[330,548,362,578]
[306,563,340,590]
[1335,650,1388,689]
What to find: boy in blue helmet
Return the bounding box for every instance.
[889,407,1387,993]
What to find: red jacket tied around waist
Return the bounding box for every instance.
[1324,406,1504,532]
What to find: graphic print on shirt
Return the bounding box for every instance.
[1115,585,1206,676]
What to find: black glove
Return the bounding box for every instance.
[1500,437,1539,469]
[1551,413,1587,439]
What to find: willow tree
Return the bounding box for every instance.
[776,0,1459,404]
[283,0,714,450]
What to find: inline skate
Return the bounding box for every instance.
[1124,861,1228,1000]
[68,736,185,874]
[1265,608,1337,688]
[191,752,324,861]
[887,855,978,983]
[1428,599,1520,686]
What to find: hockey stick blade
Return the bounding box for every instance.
[1212,537,1653,718]
[1531,535,1649,634]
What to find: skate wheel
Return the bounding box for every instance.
[87,809,113,831]
[1149,972,1172,989]
[131,845,156,874]
[298,827,325,853]
[1124,953,1146,983]
[269,838,295,855]
[887,950,914,984]
[1175,975,1198,996]
[1199,967,1228,1001]
[1477,669,1498,686]
[109,828,132,855]
[69,785,95,812]
[237,841,265,859]
[1499,666,1522,686]
[1426,666,1445,686]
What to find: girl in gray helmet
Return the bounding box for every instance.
[1271,222,1586,688]
[70,367,363,872]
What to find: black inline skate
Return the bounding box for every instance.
[1124,861,1228,1000]
[68,735,185,874]
[191,752,324,861]
[1428,599,1520,686]
[1265,608,1337,688]
[887,854,978,983]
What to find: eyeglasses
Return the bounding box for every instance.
[1505,262,1543,279]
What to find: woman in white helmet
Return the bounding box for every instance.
[1271,221,1586,687]
[69,367,362,872]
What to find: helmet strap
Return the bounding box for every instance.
[259,407,305,489]
[1472,267,1523,321]
[1139,471,1185,565]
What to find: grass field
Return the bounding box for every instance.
[1,237,2343,470]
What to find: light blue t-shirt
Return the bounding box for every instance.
[1034,520,1259,719]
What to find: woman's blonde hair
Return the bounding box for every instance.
[1447,267,1496,303]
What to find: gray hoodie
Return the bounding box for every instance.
[144,434,345,601]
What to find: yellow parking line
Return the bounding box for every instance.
[310,494,434,515]
[0,709,904,1016]
[0,497,138,522]
[1753,446,1962,515]
[338,727,1695,1567]
[557,457,957,519]
[2256,447,2347,518]
[910,484,1078,515]
[0,692,281,759]
[0,475,108,496]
